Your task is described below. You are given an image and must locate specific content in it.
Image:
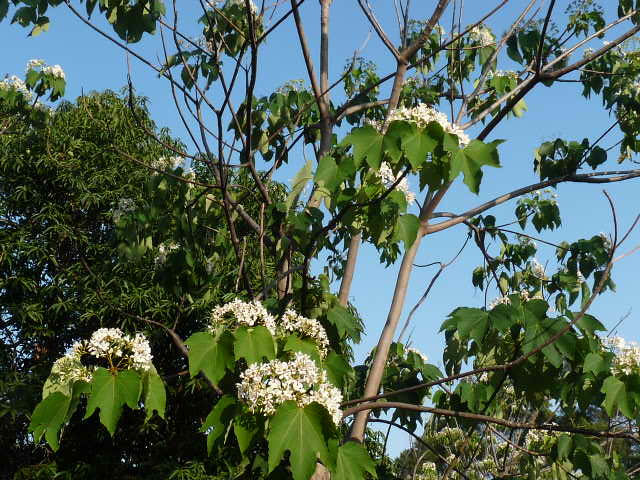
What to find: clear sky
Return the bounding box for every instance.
[4,0,640,459]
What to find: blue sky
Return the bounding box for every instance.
[4,0,640,458]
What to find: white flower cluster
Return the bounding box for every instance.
[532,188,559,204]
[112,197,136,223]
[488,290,543,310]
[81,328,153,371]
[42,64,65,80]
[406,346,428,363]
[49,328,153,386]
[236,352,343,424]
[376,162,416,205]
[469,25,494,45]
[47,353,93,387]
[415,461,438,480]
[602,336,640,376]
[149,155,184,171]
[224,0,258,13]
[279,310,330,357]
[486,70,518,80]
[386,104,470,146]
[205,257,216,274]
[0,75,33,101]
[583,47,595,58]
[525,429,557,448]
[209,298,277,334]
[154,242,179,266]
[530,258,546,279]
[25,59,65,79]
[26,59,45,71]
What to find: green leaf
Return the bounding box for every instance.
[28,392,71,451]
[576,313,606,336]
[323,352,352,389]
[556,434,572,460]
[342,125,383,169]
[583,353,607,375]
[233,326,276,365]
[284,335,322,365]
[589,454,610,478]
[586,146,607,169]
[0,0,9,22]
[84,368,141,436]
[267,401,329,480]
[142,369,166,420]
[185,331,234,385]
[446,307,489,344]
[601,375,633,418]
[450,140,501,194]
[314,155,340,192]
[326,305,360,340]
[332,442,377,480]
[234,418,258,453]
[286,159,313,211]
[30,16,49,36]
[397,122,437,169]
[202,395,237,454]
[395,214,420,250]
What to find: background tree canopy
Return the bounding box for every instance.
[2,0,640,479]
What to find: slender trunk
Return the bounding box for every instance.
[338,233,361,306]
[349,224,425,441]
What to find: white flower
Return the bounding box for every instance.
[42,64,65,80]
[49,328,154,387]
[112,197,135,223]
[154,242,179,266]
[0,75,33,101]
[486,70,517,80]
[26,59,45,71]
[416,461,438,480]
[375,162,415,205]
[279,310,330,358]
[602,335,640,376]
[236,352,342,424]
[225,0,258,13]
[385,104,470,146]
[406,346,428,363]
[209,299,277,334]
[469,25,494,45]
[530,258,545,278]
[150,155,184,172]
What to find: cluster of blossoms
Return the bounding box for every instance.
[469,24,494,45]
[154,242,179,266]
[26,59,66,79]
[376,162,416,205]
[236,352,343,424]
[525,428,558,449]
[531,188,559,204]
[112,197,136,223]
[406,346,429,363]
[209,299,277,334]
[602,336,640,376]
[488,290,543,310]
[529,258,546,279]
[384,104,470,146]
[486,69,518,80]
[149,155,184,172]
[48,328,153,386]
[279,309,330,357]
[0,75,33,101]
[415,461,438,480]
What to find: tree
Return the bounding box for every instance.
[3,0,640,479]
